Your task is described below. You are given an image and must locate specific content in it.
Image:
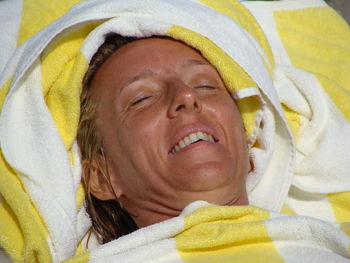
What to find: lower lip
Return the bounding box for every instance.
[171,140,216,154]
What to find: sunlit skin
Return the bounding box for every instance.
[88,38,249,227]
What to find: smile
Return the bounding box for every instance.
[170,131,216,154]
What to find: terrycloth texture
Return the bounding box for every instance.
[0,0,22,74]
[0,0,349,262]
[66,201,350,263]
[243,0,350,228]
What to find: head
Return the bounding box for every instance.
[77,33,250,243]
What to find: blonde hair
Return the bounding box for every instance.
[77,33,139,244]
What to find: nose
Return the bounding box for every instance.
[167,80,202,118]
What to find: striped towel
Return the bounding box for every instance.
[0,0,349,262]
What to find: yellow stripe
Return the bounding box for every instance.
[0,77,13,111]
[76,183,85,210]
[176,205,284,263]
[236,96,262,141]
[274,7,350,122]
[281,104,301,140]
[316,75,350,122]
[18,0,83,45]
[41,24,99,152]
[328,192,350,237]
[61,252,89,263]
[167,26,260,140]
[199,0,274,72]
[0,150,51,263]
[1,12,96,263]
[167,26,256,92]
[0,195,23,262]
[280,204,297,216]
[275,6,350,238]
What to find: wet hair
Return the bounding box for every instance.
[77,33,139,244]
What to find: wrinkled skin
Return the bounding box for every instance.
[88,38,249,227]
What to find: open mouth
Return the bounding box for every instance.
[170,131,218,154]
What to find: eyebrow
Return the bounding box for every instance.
[121,69,156,91]
[182,58,208,67]
[120,59,209,91]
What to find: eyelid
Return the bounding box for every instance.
[195,84,216,89]
[131,94,152,106]
[192,79,218,89]
[124,82,161,109]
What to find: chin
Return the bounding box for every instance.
[173,161,236,191]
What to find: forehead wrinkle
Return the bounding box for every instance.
[120,58,209,94]
[182,58,209,68]
[121,69,156,92]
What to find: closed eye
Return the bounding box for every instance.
[131,96,151,106]
[195,85,216,89]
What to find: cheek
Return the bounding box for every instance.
[128,108,158,133]
[120,107,166,156]
[113,109,168,193]
[216,98,248,164]
[213,96,243,129]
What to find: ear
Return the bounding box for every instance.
[82,157,120,201]
[246,144,254,173]
[248,155,254,173]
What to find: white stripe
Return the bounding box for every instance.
[243,1,292,66]
[90,216,185,262]
[80,16,170,61]
[90,239,183,263]
[0,59,78,262]
[243,0,327,12]
[266,215,350,262]
[0,0,23,73]
[243,0,328,67]
[248,100,295,212]
[233,87,261,99]
[276,66,350,193]
[286,187,336,222]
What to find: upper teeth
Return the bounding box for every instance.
[171,131,215,153]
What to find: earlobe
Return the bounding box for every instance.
[247,143,254,174]
[248,156,254,173]
[82,158,118,201]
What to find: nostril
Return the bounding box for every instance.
[176,104,184,111]
[194,100,201,112]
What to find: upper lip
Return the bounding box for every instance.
[168,124,219,154]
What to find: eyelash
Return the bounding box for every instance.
[195,85,216,89]
[129,84,216,107]
[131,96,151,106]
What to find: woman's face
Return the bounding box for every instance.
[90,38,249,227]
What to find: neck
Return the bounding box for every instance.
[119,195,182,227]
[119,190,249,228]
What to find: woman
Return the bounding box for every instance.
[77,34,250,243]
[0,0,349,262]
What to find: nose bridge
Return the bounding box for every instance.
[173,79,194,102]
[167,77,201,117]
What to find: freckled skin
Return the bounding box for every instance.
[90,38,249,227]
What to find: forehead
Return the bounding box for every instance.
[106,37,207,67]
[90,38,211,89]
